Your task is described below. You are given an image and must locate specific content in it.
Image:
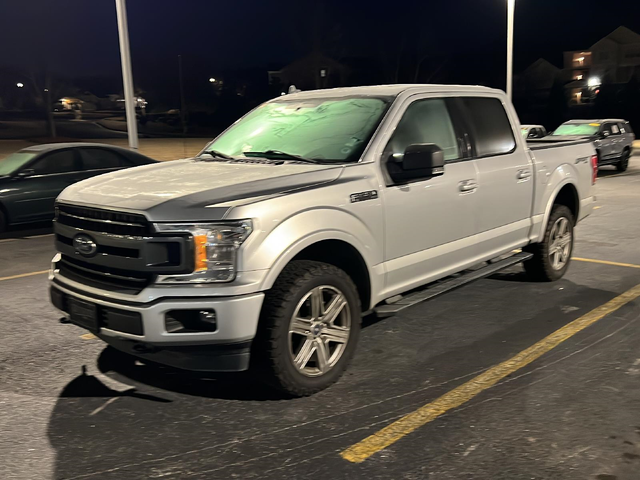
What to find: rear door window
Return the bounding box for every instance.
[459,97,516,157]
[31,150,79,175]
[610,124,620,135]
[80,148,127,170]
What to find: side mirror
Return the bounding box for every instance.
[15,169,35,179]
[388,143,444,183]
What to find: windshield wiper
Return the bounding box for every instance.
[243,150,322,164]
[199,150,234,160]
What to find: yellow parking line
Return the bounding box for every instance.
[593,206,602,210]
[341,283,640,463]
[80,333,97,340]
[573,257,640,269]
[0,270,49,282]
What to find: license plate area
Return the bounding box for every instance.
[68,298,99,333]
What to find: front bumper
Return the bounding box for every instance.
[50,281,264,372]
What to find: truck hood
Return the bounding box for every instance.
[58,158,343,221]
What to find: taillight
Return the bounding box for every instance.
[591,154,598,184]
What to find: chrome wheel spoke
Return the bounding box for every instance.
[310,287,323,319]
[290,317,311,336]
[315,338,330,373]
[322,325,349,344]
[322,294,347,325]
[294,338,316,370]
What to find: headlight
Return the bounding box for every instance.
[154,220,252,283]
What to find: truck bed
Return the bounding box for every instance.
[526,137,592,150]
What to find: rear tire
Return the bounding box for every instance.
[524,205,574,282]
[252,260,361,397]
[617,149,630,172]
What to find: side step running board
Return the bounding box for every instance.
[374,252,533,317]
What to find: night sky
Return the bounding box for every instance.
[2,0,640,89]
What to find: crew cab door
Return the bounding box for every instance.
[455,96,533,256]
[380,96,479,297]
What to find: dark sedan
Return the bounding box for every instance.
[0,143,156,231]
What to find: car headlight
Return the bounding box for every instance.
[154,220,252,283]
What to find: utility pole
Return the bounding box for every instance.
[506,0,515,101]
[115,0,139,149]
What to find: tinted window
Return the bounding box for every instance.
[601,124,612,136]
[32,150,78,175]
[461,97,516,157]
[618,123,627,134]
[81,148,127,170]
[385,98,460,162]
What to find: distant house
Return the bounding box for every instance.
[268,52,351,93]
[563,26,640,104]
[515,58,561,107]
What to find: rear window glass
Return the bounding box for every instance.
[461,97,516,157]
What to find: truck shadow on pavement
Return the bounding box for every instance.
[45,276,624,479]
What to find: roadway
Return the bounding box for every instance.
[1,163,640,479]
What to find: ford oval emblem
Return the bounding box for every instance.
[73,234,97,257]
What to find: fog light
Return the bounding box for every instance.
[165,309,217,333]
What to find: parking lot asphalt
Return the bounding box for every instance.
[1,161,640,479]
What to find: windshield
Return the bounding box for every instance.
[204,97,390,163]
[552,123,600,136]
[0,152,37,176]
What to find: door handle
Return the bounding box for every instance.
[517,169,532,179]
[458,180,478,192]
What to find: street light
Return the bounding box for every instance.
[16,82,24,88]
[506,0,515,101]
[115,0,138,149]
[209,77,216,83]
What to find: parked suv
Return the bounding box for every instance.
[551,119,634,171]
[50,85,597,396]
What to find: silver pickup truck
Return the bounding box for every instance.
[50,85,597,395]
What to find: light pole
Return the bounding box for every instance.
[115,0,139,149]
[506,0,515,101]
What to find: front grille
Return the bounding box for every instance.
[56,204,150,236]
[58,255,153,294]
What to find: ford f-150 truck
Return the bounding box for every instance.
[49,85,597,396]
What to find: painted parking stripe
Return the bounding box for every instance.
[341,283,640,463]
[0,270,49,282]
[573,257,640,269]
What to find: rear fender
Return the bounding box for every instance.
[534,164,579,243]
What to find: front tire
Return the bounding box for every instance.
[617,149,630,172]
[253,260,361,397]
[524,205,574,282]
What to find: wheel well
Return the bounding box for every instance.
[554,184,579,222]
[292,240,371,311]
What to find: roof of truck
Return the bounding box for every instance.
[563,119,628,124]
[276,84,503,100]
